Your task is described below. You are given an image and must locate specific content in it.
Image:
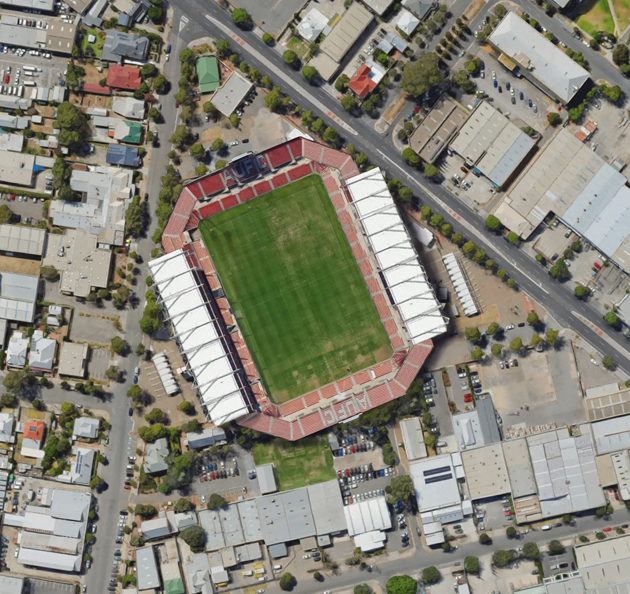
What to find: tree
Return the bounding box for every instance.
[355,153,368,167]
[182,419,200,433]
[402,148,420,166]
[549,259,570,280]
[605,311,619,326]
[401,53,443,97]
[613,43,629,65]
[386,575,418,594]
[509,337,523,352]
[603,355,614,369]
[322,127,337,144]
[491,343,502,357]
[148,5,163,21]
[442,224,452,237]
[144,408,164,423]
[279,573,295,591]
[452,232,464,246]
[424,163,439,179]
[180,525,206,551]
[523,542,540,560]
[110,336,125,354]
[58,186,78,201]
[471,347,483,361]
[203,101,217,114]
[473,249,486,264]
[507,231,519,244]
[546,328,559,346]
[486,322,499,335]
[208,493,227,509]
[479,532,491,544]
[548,112,561,126]
[40,265,60,281]
[302,66,318,80]
[341,95,356,111]
[506,526,517,538]
[169,125,191,146]
[263,33,273,44]
[211,138,225,152]
[464,556,479,574]
[89,476,102,490]
[135,503,158,517]
[527,311,539,325]
[575,285,587,299]
[105,366,119,381]
[422,567,440,583]
[336,74,350,92]
[548,540,565,555]
[179,401,193,413]
[390,475,414,501]
[283,50,297,64]
[531,333,542,347]
[265,87,282,110]
[311,119,325,135]
[0,390,16,406]
[56,101,89,151]
[492,550,515,567]
[463,241,477,257]
[195,164,209,176]
[485,215,501,230]
[232,8,248,24]
[174,498,194,513]
[465,327,481,342]
[355,585,370,594]
[189,143,205,159]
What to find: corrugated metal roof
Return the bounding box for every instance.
[0,224,46,256]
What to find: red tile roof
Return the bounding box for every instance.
[82,83,111,95]
[24,420,44,442]
[199,172,225,196]
[348,65,377,98]
[106,65,142,90]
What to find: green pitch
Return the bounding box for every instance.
[198,174,392,404]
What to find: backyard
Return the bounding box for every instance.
[252,435,335,490]
[81,27,105,58]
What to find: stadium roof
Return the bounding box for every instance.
[0,225,46,256]
[527,426,605,517]
[345,168,447,343]
[489,12,589,103]
[256,464,277,494]
[344,497,391,535]
[0,272,38,323]
[449,101,535,187]
[400,417,428,460]
[256,488,316,545]
[149,249,251,425]
[136,545,160,590]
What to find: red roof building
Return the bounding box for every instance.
[82,83,111,95]
[24,420,44,442]
[106,65,142,91]
[348,65,377,98]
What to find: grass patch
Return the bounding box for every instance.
[199,175,391,404]
[287,37,309,58]
[81,27,105,58]
[613,0,630,30]
[576,0,615,35]
[252,436,335,490]
[27,409,46,420]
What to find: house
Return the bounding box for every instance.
[112,97,145,120]
[402,0,435,20]
[0,413,15,443]
[117,0,150,26]
[144,437,169,474]
[72,417,100,440]
[58,342,89,378]
[6,331,29,368]
[101,31,149,63]
[21,419,45,459]
[29,330,57,373]
[297,8,330,42]
[106,144,140,167]
[186,427,227,450]
[60,446,95,485]
[197,56,220,94]
[349,61,387,98]
[112,120,142,144]
[106,64,142,90]
[395,9,420,36]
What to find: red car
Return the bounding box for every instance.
[464,393,473,402]
[337,470,342,478]
[345,469,349,477]
[351,446,355,453]
[211,472,215,480]
[203,473,207,481]
[10,194,15,201]
[414,106,419,113]
[3,75,8,84]
[124,485,131,490]
[602,527,612,532]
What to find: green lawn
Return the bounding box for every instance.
[199,174,391,404]
[252,436,335,490]
[576,0,615,35]
[81,27,105,58]
[287,37,309,58]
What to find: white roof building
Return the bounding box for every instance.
[72,417,100,439]
[395,9,420,36]
[0,413,15,443]
[211,72,253,117]
[343,497,391,536]
[0,224,46,256]
[297,8,330,42]
[112,96,145,120]
[400,417,428,460]
[29,330,56,371]
[442,253,478,316]
[345,168,447,343]
[7,331,29,368]
[256,464,278,494]
[0,272,38,323]
[489,12,589,104]
[149,249,252,425]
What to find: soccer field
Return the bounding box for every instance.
[198,174,392,404]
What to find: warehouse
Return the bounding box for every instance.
[0,153,35,187]
[0,272,38,323]
[449,101,536,188]
[0,225,46,258]
[256,488,316,545]
[256,464,278,495]
[343,497,391,535]
[461,443,510,500]
[400,417,428,460]
[592,415,630,454]
[575,534,630,589]
[307,480,346,537]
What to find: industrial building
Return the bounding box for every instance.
[137,545,161,591]
[0,16,76,55]
[0,272,38,323]
[4,487,91,572]
[343,497,391,537]
[149,249,253,426]
[346,168,447,343]
[452,397,501,450]
[58,342,89,378]
[449,101,537,188]
[494,128,630,273]
[310,2,373,80]
[400,417,428,460]
[592,415,630,454]
[409,96,469,163]
[461,443,510,500]
[256,464,277,495]
[488,12,589,104]
[575,534,630,589]
[0,153,35,186]
[211,72,253,118]
[0,225,46,258]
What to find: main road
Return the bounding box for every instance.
[169,0,630,372]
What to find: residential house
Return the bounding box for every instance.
[72,417,100,440]
[144,437,169,474]
[29,330,57,373]
[106,144,140,167]
[106,64,142,90]
[6,332,29,368]
[197,56,220,94]
[395,9,420,36]
[0,413,15,443]
[21,419,45,459]
[297,8,330,42]
[60,446,95,486]
[349,60,387,98]
[112,97,145,120]
[112,120,142,144]
[101,31,149,63]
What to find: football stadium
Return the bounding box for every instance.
[150,138,447,440]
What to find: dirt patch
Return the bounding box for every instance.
[383,91,409,124]
[463,0,489,22]
[0,255,40,275]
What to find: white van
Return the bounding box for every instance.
[541,524,552,531]
[24,81,35,87]
[255,568,265,575]
[273,565,282,571]
[242,570,253,577]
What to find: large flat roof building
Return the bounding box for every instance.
[307,480,346,536]
[0,152,35,187]
[450,101,536,187]
[0,225,46,257]
[400,417,428,460]
[136,545,161,591]
[343,497,390,535]
[0,272,38,323]
[489,12,589,104]
[256,488,316,545]
[256,464,277,494]
[462,443,510,500]
[575,534,630,589]
[58,342,88,378]
[211,72,253,117]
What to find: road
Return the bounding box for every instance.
[167,0,630,376]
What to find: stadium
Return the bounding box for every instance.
[150,138,447,440]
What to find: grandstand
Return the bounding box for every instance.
[156,138,446,439]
